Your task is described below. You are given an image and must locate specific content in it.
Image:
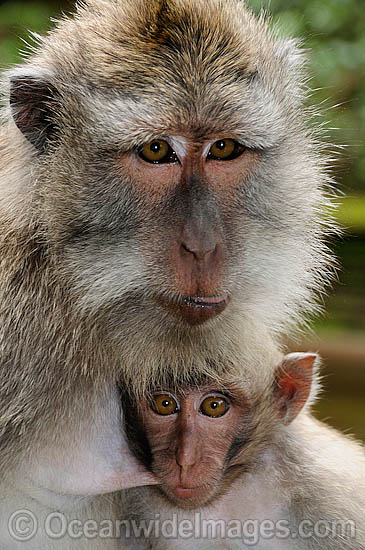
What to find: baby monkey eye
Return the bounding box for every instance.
[139,140,178,164]
[151,393,180,415]
[200,395,230,418]
[208,139,245,161]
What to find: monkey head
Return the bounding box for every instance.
[5,0,334,340]
[124,352,318,509]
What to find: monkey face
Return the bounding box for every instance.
[37,82,310,333]
[43,123,261,327]
[114,135,260,326]
[123,354,316,509]
[130,386,253,509]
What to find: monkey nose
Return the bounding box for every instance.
[179,223,223,265]
[175,441,199,470]
[180,240,217,262]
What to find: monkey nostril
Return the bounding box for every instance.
[180,241,217,262]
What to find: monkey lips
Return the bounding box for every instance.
[158,294,230,325]
[162,483,219,508]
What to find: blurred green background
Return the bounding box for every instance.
[0,0,364,440]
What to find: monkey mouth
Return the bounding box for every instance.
[183,295,227,307]
[158,294,230,325]
[172,486,204,499]
[163,484,215,507]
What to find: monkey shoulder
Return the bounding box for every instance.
[276,414,365,548]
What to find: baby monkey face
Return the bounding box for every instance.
[126,352,316,509]
[139,386,249,508]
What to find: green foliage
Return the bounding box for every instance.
[0,2,58,66]
[249,0,365,197]
[338,196,365,232]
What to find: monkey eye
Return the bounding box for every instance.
[139,140,178,164]
[207,139,245,161]
[151,392,180,415]
[200,395,230,418]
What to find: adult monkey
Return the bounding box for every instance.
[0,0,335,547]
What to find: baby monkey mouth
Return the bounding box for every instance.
[164,484,217,508]
[173,486,205,499]
[158,294,230,325]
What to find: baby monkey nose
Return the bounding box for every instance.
[175,431,201,470]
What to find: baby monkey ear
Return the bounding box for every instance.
[274,352,318,425]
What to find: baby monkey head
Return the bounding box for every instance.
[124,352,318,508]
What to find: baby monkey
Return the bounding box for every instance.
[122,354,365,549]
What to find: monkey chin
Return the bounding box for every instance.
[157,295,230,326]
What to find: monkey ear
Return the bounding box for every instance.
[9,69,59,151]
[274,352,318,425]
